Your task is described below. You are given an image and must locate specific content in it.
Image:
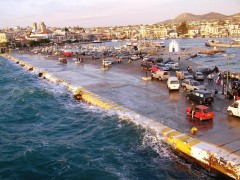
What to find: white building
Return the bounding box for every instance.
[169,40,180,52]
[0,32,14,44]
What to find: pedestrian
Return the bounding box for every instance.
[232,83,238,100]
[214,88,218,97]
[207,73,213,82]
[216,72,221,85]
[178,56,180,63]
[128,57,131,63]
[191,103,196,119]
[214,66,219,73]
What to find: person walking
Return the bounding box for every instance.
[128,56,131,63]
[216,72,221,85]
[191,103,196,119]
[207,73,214,82]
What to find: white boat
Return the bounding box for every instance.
[92,40,102,43]
[111,39,122,42]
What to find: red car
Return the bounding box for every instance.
[151,65,163,73]
[185,105,214,121]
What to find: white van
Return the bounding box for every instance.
[167,76,180,90]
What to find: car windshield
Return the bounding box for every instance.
[203,108,211,113]
[192,81,200,86]
[170,81,179,84]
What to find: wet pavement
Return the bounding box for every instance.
[9,52,240,156]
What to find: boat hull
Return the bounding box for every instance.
[205,41,240,48]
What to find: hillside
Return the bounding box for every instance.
[159,12,238,24]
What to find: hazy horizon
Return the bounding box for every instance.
[0,0,239,28]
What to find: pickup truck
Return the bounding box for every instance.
[151,70,170,81]
[227,100,240,117]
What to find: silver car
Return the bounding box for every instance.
[182,79,205,91]
[193,71,204,80]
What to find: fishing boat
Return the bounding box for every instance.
[205,39,240,48]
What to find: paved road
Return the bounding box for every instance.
[10,52,240,155]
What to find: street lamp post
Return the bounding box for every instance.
[223,54,235,99]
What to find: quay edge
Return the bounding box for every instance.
[2,53,240,179]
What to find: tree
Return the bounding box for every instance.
[28,39,50,47]
[29,40,39,47]
[38,39,50,44]
[176,21,188,35]
[16,42,23,48]
[218,20,225,26]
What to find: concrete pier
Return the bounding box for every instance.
[2,53,240,179]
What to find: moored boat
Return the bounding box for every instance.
[198,49,225,55]
[205,39,240,48]
[92,40,102,43]
[153,41,165,48]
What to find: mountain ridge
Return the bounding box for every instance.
[158,12,239,24]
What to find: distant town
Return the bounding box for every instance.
[0,12,240,49]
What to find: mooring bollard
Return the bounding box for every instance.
[191,127,197,135]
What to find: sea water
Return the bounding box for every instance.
[0,57,218,179]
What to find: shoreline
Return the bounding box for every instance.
[1,52,239,179]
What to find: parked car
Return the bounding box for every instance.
[143,56,155,63]
[167,76,180,90]
[165,62,180,70]
[195,67,214,75]
[116,52,130,59]
[227,100,240,117]
[176,71,193,79]
[155,58,163,63]
[193,71,204,81]
[103,60,114,66]
[141,62,152,71]
[158,63,170,71]
[151,64,163,73]
[186,105,214,121]
[92,54,101,59]
[186,90,214,104]
[182,79,205,91]
[151,70,170,81]
[131,55,140,60]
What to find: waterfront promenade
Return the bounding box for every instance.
[2,50,240,179]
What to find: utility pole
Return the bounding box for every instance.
[223,54,235,99]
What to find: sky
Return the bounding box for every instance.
[0,0,239,28]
